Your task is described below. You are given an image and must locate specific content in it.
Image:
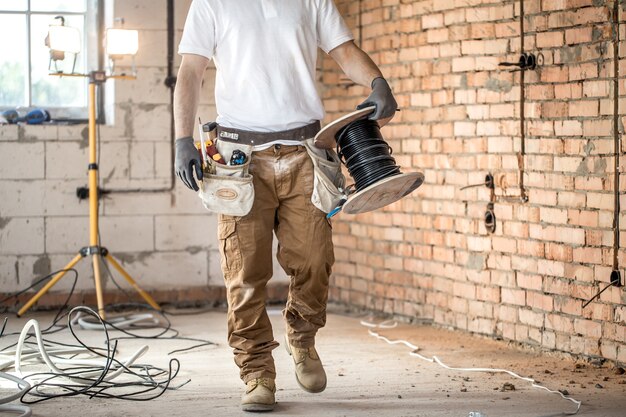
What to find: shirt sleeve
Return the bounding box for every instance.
[178,0,216,60]
[316,0,354,53]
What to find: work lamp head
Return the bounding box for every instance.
[48,25,81,54]
[106,29,139,58]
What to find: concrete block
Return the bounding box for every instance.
[0,217,44,255]
[112,250,207,290]
[131,104,171,142]
[134,30,168,68]
[96,124,128,142]
[45,216,89,254]
[0,255,18,292]
[45,142,88,180]
[100,176,171,190]
[155,214,217,251]
[130,142,155,179]
[57,125,89,142]
[173,184,215,214]
[114,0,167,31]
[103,192,177,216]
[47,253,96,292]
[154,141,173,179]
[100,215,154,252]
[99,142,131,183]
[208,249,223,286]
[0,142,45,180]
[43,179,92,217]
[0,180,46,217]
[21,125,59,141]
[114,68,170,105]
[0,125,19,141]
[175,0,193,31]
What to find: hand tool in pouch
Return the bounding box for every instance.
[202,121,226,165]
[197,117,209,168]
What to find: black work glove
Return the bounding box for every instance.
[175,136,203,191]
[356,77,398,120]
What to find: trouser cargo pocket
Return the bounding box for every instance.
[218,220,242,273]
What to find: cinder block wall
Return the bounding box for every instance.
[324,0,625,362]
[0,0,287,306]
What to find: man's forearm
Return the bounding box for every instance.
[174,64,204,139]
[329,41,383,88]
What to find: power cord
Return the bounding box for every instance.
[0,371,32,417]
[10,306,186,404]
[361,319,582,415]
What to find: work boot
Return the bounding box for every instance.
[284,335,327,393]
[241,378,276,412]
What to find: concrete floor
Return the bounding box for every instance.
[1,307,625,417]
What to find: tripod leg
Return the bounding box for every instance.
[104,253,161,311]
[17,253,83,317]
[92,254,106,319]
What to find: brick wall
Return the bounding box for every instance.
[0,0,287,307]
[324,0,625,362]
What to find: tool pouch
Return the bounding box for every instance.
[198,142,254,217]
[304,138,347,213]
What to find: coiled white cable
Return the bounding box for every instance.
[15,319,149,384]
[71,312,160,330]
[361,319,582,415]
[1,347,88,371]
[0,371,32,417]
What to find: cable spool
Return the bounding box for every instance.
[314,106,424,214]
[336,118,400,190]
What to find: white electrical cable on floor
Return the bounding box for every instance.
[0,347,89,371]
[14,319,149,384]
[361,319,582,415]
[71,312,160,331]
[0,371,32,417]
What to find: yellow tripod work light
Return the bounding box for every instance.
[18,22,159,319]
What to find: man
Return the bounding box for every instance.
[174,0,397,411]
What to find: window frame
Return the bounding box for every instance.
[0,0,101,121]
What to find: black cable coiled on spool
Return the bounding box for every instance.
[336,118,401,191]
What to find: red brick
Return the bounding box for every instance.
[554,120,582,136]
[565,27,592,44]
[502,288,526,306]
[569,100,599,117]
[422,13,444,29]
[537,31,564,48]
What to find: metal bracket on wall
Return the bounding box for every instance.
[498,53,537,71]
[582,270,623,309]
[461,174,496,234]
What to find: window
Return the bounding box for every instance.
[0,0,99,120]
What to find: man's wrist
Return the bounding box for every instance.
[176,136,194,143]
[370,76,386,89]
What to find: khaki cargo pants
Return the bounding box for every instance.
[217,144,334,383]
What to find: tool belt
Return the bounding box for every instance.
[216,121,321,145]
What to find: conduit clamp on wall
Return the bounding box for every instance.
[498,53,537,71]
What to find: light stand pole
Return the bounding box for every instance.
[18,71,160,319]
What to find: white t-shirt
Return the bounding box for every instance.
[179,0,353,136]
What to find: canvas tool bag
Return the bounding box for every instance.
[198,141,254,217]
[303,138,347,213]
